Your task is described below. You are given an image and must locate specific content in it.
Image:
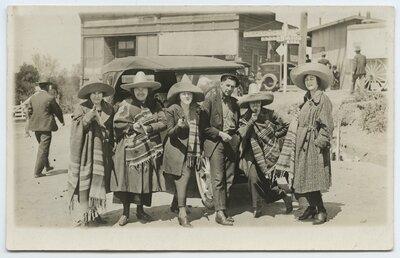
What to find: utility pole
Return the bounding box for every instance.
[282,22,288,93]
[298,12,308,64]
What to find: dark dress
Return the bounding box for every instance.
[111,98,167,206]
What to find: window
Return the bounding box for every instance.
[117,38,136,58]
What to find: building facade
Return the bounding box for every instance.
[79,12,286,82]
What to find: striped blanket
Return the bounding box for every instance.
[125,108,163,169]
[186,119,201,169]
[275,109,299,176]
[68,107,106,221]
[250,120,280,178]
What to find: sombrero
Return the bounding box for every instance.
[221,73,240,86]
[167,74,205,103]
[237,83,274,108]
[77,80,115,99]
[290,63,334,91]
[120,71,161,91]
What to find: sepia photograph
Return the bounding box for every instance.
[5,3,396,251]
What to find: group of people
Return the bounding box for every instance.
[26,62,334,228]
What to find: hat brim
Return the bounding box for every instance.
[221,73,240,86]
[120,81,161,91]
[77,82,115,99]
[290,63,334,91]
[167,82,205,103]
[238,92,274,108]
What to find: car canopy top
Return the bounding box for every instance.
[102,55,244,74]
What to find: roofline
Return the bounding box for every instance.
[307,15,383,33]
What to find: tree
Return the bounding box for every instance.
[32,53,60,80]
[14,63,40,104]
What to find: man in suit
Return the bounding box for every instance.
[27,81,64,178]
[200,74,241,226]
[351,46,367,94]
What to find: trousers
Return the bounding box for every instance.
[34,131,52,176]
[209,141,236,211]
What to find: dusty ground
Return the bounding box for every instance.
[10,89,391,231]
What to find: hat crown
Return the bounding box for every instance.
[133,71,150,84]
[248,83,261,95]
[180,74,192,84]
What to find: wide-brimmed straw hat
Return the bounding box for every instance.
[221,73,240,86]
[290,63,334,91]
[77,80,115,99]
[120,71,161,91]
[238,83,274,108]
[167,74,205,103]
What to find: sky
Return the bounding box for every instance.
[8,5,392,73]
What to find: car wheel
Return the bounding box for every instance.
[195,157,214,209]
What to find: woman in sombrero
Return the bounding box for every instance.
[237,83,292,218]
[112,71,167,226]
[162,75,204,228]
[289,63,334,225]
[68,80,115,226]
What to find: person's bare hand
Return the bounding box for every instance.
[133,122,144,134]
[219,131,232,142]
[177,118,186,128]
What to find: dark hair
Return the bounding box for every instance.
[221,75,238,87]
[304,75,323,90]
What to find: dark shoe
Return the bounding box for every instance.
[178,216,192,228]
[313,211,328,225]
[298,206,318,220]
[283,196,293,214]
[215,212,233,226]
[136,211,153,222]
[45,166,54,172]
[253,208,262,218]
[118,215,129,226]
[34,173,46,178]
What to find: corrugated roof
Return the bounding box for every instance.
[308,15,382,33]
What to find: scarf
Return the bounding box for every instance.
[68,106,107,220]
[275,109,299,176]
[186,119,202,170]
[125,108,163,170]
[250,120,280,178]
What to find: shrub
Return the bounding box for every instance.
[359,97,387,133]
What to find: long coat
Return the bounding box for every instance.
[111,98,167,194]
[28,90,64,131]
[293,90,334,194]
[353,53,367,76]
[200,86,240,158]
[162,103,201,176]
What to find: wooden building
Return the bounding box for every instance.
[79,12,288,81]
[307,14,381,89]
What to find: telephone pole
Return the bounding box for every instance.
[298,12,308,64]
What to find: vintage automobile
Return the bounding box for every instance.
[101,55,247,207]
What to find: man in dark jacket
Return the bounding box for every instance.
[351,46,367,93]
[27,81,64,178]
[200,74,241,226]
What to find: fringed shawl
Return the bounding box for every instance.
[68,101,113,219]
[186,119,202,169]
[275,109,299,176]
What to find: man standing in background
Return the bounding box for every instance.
[318,53,331,69]
[351,46,367,94]
[27,81,64,178]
